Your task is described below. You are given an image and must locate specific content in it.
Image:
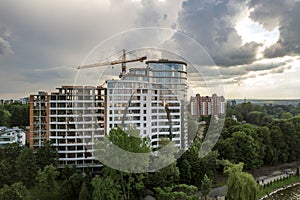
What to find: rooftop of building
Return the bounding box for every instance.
[145,59,187,66]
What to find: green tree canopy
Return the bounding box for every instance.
[91,175,121,200]
[0,109,11,127]
[61,173,83,200]
[218,131,263,169]
[155,184,198,200]
[224,162,258,200]
[247,111,266,125]
[36,141,58,169]
[201,174,211,200]
[97,128,151,200]
[79,182,91,200]
[36,164,59,193]
[15,147,37,188]
[0,182,27,200]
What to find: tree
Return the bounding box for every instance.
[155,184,198,200]
[235,102,260,121]
[34,165,60,200]
[59,164,78,180]
[15,147,37,188]
[201,174,211,200]
[178,143,219,188]
[5,103,29,128]
[61,173,83,200]
[0,182,27,200]
[288,116,300,159]
[148,162,180,188]
[91,175,121,200]
[224,162,258,200]
[79,182,91,200]
[281,112,293,119]
[0,108,11,127]
[0,143,23,186]
[188,114,199,145]
[256,127,274,165]
[0,160,11,188]
[261,115,273,126]
[217,129,263,170]
[148,138,180,189]
[95,127,150,200]
[177,159,192,184]
[247,111,265,125]
[36,141,58,169]
[268,119,297,163]
[36,164,59,193]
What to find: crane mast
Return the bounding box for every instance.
[77,49,147,78]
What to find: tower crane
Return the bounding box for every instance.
[77,49,147,78]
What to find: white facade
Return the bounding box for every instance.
[0,127,26,146]
[106,60,188,149]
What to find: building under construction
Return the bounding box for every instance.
[29,57,189,169]
[30,86,105,169]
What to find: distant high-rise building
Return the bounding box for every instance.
[190,93,225,118]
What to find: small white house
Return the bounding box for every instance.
[0,127,26,146]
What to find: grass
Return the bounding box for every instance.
[257,175,300,199]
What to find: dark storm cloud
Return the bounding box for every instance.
[249,0,300,58]
[245,60,290,72]
[218,58,292,83]
[177,0,261,66]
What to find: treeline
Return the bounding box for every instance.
[3,101,297,199]
[0,102,29,128]
[0,129,220,200]
[211,102,300,170]
[226,101,300,124]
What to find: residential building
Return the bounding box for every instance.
[190,93,225,118]
[29,91,49,148]
[20,97,30,104]
[0,99,14,105]
[29,59,189,168]
[106,59,188,149]
[0,97,29,105]
[30,86,105,169]
[0,126,26,146]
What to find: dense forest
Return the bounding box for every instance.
[220,102,300,168]
[0,130,210,200]
[0,101,300,199]
[0,102,29,128]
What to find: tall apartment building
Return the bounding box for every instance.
[30,91,50,148]
[30,86,105,168]
[106,60,188,149]
[30,59,189,168]
[190,93,225,118]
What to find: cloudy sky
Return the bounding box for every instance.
[0,0,300,99]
